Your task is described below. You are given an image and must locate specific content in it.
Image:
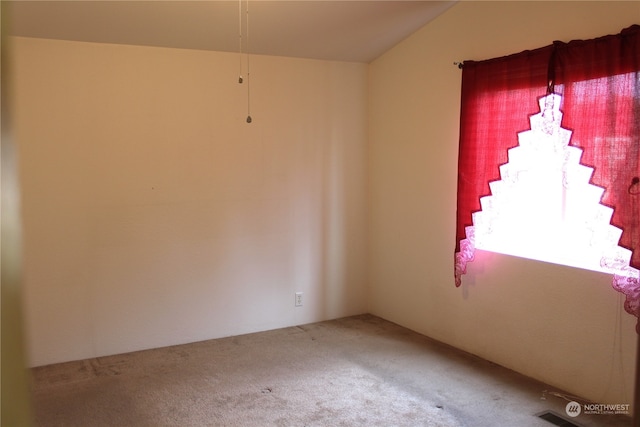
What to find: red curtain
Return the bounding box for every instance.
[455,25,640,323]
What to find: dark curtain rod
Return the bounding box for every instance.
[454,61,464,69]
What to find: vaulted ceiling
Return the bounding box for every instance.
[7,1,457,63]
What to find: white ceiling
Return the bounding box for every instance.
[7,1,457,63]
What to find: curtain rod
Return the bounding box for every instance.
[453,61,464,69]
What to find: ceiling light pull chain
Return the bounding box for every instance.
[238,0,243,84]
[245,0,252,123]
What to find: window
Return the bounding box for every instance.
[472,91,634,276]
[454,26,640,328]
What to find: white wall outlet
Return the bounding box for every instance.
[295,292,303,307]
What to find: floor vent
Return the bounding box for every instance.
[537,411,582,427]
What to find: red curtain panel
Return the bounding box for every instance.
[455,25,640,325]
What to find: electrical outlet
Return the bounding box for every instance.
[295,292,303,307]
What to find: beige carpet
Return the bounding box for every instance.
[30,315,631,427]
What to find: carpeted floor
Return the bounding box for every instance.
[30,314,632,427]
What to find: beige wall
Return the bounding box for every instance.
[12,37,368,366]
[369,1,638,405]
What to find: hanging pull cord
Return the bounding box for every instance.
[245,0,252,123]
[238,0,243,84]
